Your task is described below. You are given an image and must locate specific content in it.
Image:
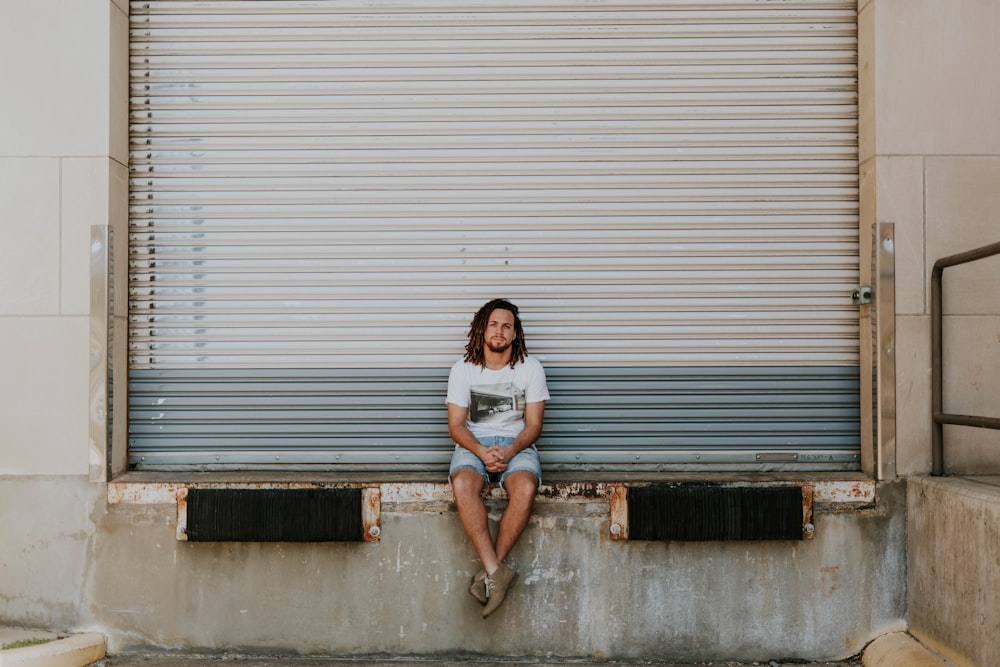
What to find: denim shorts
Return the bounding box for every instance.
[449,435,542,489]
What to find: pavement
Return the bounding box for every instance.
[91,658,863,667]
[0,626,954,667]
[0,627,105,667]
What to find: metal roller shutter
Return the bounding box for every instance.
[128,0,860,471]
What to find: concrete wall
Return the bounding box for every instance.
[0,476,906,662]
[908,477,1000,667]
[2,0,1000,662]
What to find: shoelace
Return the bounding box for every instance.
[483,573,493,600]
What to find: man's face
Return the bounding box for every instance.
[484,308,516,354]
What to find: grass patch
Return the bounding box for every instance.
[2,637,53,650]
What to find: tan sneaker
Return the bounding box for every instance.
[469,568,488,605]
[481,562,518,618]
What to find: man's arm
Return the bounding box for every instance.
[507,400,545,458]
[448,403,493,461]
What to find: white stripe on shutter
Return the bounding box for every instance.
[129,0,858,371]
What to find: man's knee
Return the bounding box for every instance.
[503,471,538,500]
[451,468,485,498]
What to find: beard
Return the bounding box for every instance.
[487,339,512,354]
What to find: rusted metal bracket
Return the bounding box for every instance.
[176,487,190,541]
[801,485,815,539]
[362,486,381,542]
[609,485,629,540]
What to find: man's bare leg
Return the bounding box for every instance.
[451,468,500,574]
[494,470,537,562]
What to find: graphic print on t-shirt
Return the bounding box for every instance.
[469,382,525,427]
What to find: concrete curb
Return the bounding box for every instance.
[862,632,951,667]
[0,632,106,667]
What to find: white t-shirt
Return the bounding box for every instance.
[446,356,550,440]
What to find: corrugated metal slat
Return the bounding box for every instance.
[129,367,859,471]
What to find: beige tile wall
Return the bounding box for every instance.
[895,316,932,475]
[926,158,1000,315]
[0,159,61,314]
[0,1,127,476]
[876,157,925,316]
[0,318,91,475]
[0,2,111,158]
[875,1,1000,157]
[870,0,1000,474]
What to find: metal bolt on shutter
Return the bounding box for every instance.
[128,0,860,471]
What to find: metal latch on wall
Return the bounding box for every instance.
[852,286,872,305]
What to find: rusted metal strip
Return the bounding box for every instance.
[176,487,189,541]
[112,478,875,506]
[608,485,628,541]
[362,486,381,542]
[811,478,874,504]
[801,484,815,540]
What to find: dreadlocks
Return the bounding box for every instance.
[464,298,529,369]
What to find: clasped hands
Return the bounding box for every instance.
[481,445,510,474]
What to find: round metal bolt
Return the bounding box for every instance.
[610,523,622,536]
[803,523,815,535]
[368,526,381,538]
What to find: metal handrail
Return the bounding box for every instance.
[931,240,1000,476]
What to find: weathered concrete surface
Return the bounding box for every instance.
[0,630,105,667]
[0,476,906,663]
[0,478,95,629]
[92,657,863,667]
[861,632,949,667]
[907,476,1000,667]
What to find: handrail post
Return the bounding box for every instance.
[931,262,943,476]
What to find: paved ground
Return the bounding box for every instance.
[88,657,863,667]
[1,627,870,667]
